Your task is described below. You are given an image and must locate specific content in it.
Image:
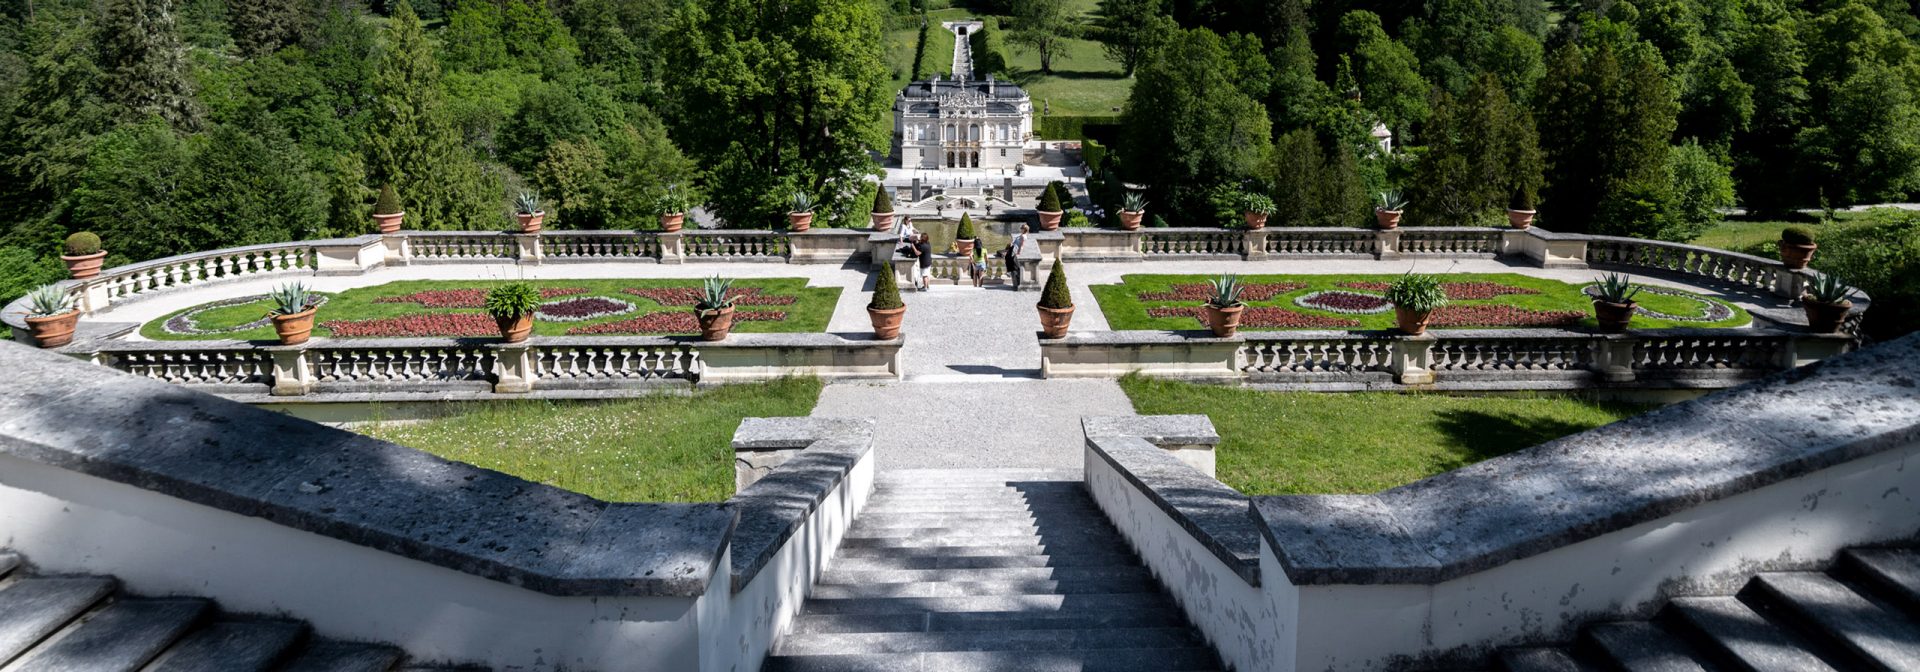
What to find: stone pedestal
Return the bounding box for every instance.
[382,234,410,266]
[314,237,386,276]
[492,343,535,393]
[265,345,314,396]
[514,234,543,266]
[658,232,685,264]
[1244,230,1270,261]
[1773,268,1810,300]
[1390,335,1435,385]
[1785,333,1855,368]
[1593,336,1638,383]
[1376,229,1403,260]
[1082,415,1221,478]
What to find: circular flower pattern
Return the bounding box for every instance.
[1295,291,1392,314]
[534,296,637,322]
[1582,285,1733,322]
[163,294,330,335]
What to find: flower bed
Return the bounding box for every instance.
[162,294,332,336]
[1337,281,1537,300]
[1295,291,1392,314]
[322,313,500,338]
[1428,305,1586,328]
[625,287,798,306]
[1139,282,1306,302]
[534,297,637,322]
[1148,306,1361,329]
[565,310,788,335]
[376,287,588,308]
[1582,284,1736,323]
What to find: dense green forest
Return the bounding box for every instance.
[1,0,1917,307]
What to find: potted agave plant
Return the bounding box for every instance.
[658,184,690,233]
[373,184,405,233]
[1591,273,1640,333]
[1507,187,1537,229]
[1386,273,1447,335]
[60,232,107,280]
[1118,191,1148,230]
[514,192,545,233]
[1036,184,1064,231]
[485,282,541,343]
[787,192,816,232]
[868,266,906,339]
[1204,274,1245,337]
[22,285,79,348]
[1242,193,1275,230]
[1375,190,1406,230]
[695,276,737,341]
[1036,256,1074,338]
[1801,273,1855,333]
[954,213,979,256]
[1780,226,1817,270]
[267,282,321,345]
[870,186,895,231]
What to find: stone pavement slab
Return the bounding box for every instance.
[812,380,1134,471]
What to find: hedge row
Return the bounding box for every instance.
[1036,115,1123,142]
[910,15,932,81]
[969,17,1011,79]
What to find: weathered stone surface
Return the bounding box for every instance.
[1083,430,1260,584]
[734,417,876,450]
[0,577,115,663]
[148,619,310,672]
[11,598,210,672]
[730,432,871,591]
[1083,415,1219,447]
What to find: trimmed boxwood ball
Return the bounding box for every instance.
[870,267,904,310]
[1782,226,1816,245]
[956,213,978,240]
[375,184,402,215]
[1039,258,1072,309]
[64,232,101,256]
[872,186,892,213]
[1038,185,1064,213]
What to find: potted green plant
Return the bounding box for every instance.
[1036,256,1073,338]
[514,192,545,233]
[787,192,816,232]
[658,183,691,233]
[60,232,106,280]
[1375,190,1406,229]
[695,276,736,341]
[1119,191,1148,230]
[1780,226,1817,270]
[1386,273,1447,335]
[1203,274,1246,337]
[870,186,895,232]
[267,282,320,345]
[1507,187,1536,229]
[1242,193,1275,230]
[1801,273,1855,333]
[485,282,542,343]
[22,285,79,348]
[954,213,978,256]
[869,267,906,339]
[374,184,405,233]
[1590,273,1640,333]
[1036,184,1064,231]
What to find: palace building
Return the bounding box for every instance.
[892,74,1033,170]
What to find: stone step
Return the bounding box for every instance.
[862,497,1104,511]
[845,525,1113,540]
[832,541,1134,560]
[838,533,1124,550]
[859,503,1101,515]
[1746,571,1920,671]
[0,577,116,665]
[868,488,1086,499]
[147,619,310,672]
[1498,647,1594,672]
[850,513,1111,529]
[278,640,407,672]
[1581,621,1710,671]
[810,577,1162,600]
[788,608,1192,635]
[823,566,1155,586]
[828,554,1141,572]
[761,647,1222,672]
[800,592,1171,616]
[0,554,18,580]
[1663,596,1839,672]
[773,626,1203,656]
[10,597,211,672]
[1843,547,1920,616]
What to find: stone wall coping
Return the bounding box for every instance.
[69,333,902,354]
[1084,414,1220,447]
[1082,416,1260,584]
[1039,326,1843,347]
[727,417,875,591]
[1252,332,1920,586]
[0,340,737,598]
[1040,330,1239,345]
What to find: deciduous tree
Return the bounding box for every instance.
[1119,28,1273,221]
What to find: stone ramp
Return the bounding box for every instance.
[761,470,1225,671]
[0,551,478,672]
[1498,544,1920,672]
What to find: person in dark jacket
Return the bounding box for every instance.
[914,233,933,291]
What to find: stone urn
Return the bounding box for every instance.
[1507,209,1536,229]
[495,313,533,343]
[1037,210,1063,231]
[271,307,318,345]
[26,310,79,348]
[1375,208,1403,230]
[787,212,814,233]
[1204,304,1244,338]
[1119,210,1144,230]
[1037,305,1074,339]
[661,213,685,233]
[698,306,736,341]
[1593,300,1636,333]
[870,211,895,231]
[868,305,906,339]
[374,211,405,234]
[1393,307,1431,335]
[1243,212,1268,230]
[60,251,107,280]
[1802,298,1851,333]
[1780,241,1817,270]
[516,211,545,234]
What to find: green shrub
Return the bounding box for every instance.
[1064,211,1093,227]
[870,267,904,310]
[63,232,101,256]
[1591,273,1640,304]
[1037,115,1124,141]
[25,285,72,317]
[375,184,402,215]
[1385,273,1447,312]
[1782,226,1816,245]
[514,192,541,215]
[485,283,543,318]
[1509,187,1535,211]
[1038,186,1063,212]
[955,213,977,240]
[1039,257,1072,309]
[1242,193,1276,215]
[696,276,735,312]
[267,282,316,316]
[872,185,893,213]
[1082,139,1107,173]
[1805,273,1855,304]
[1149,215,1169,227]
[1207,274,1243,308]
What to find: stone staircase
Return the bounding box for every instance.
[1499,544,1920,671]
[0,550,473,671]
[761,469,1225,671]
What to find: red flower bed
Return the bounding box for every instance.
[625,287,797,306]
[1336,281,1537,300]
[1148,306,1359,329]
[375,287,588,308]
[564,310,788,335]
[1296,291,1391,313]
[1139,282,1307,302]
[1428,305,1585,328]
[535,297,635,322]
[322,313,500,338]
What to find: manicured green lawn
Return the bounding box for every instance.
[141,278,841,341]
[1690,211,1884,255]
[1090,273,1750,332]
[1008,37,1129,117]
[356,377,823,502]
[1121,376,1652,494]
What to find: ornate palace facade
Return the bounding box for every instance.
[892,74,1032,170]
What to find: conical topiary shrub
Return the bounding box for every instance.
[868,266,906,339]
[873,186,893,214]
[956,213,977,240]
[1038,184,1063,212]
[373,184,405,233]
[1036,256,1073,338]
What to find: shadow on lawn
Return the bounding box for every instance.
[1427,409,1605,473]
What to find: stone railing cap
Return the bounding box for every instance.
[1084,415,1219,446]
[733,417,876,450]
[1082,417,1259,584]
[727,417,874,591]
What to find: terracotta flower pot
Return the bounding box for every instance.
[1037,305,1074,339]
[1204,304,1245,337]
[25,310,79,348]
[1802,298,1851,333]
[516,211,545,234]
[868,305,906,339]
[661,213,686,233]
[495,313,533,343]
[1119,211,1144,230]
[698,306,735,341]
[870,212,895,231]
[1375,209,1403,230]
[1593,300,1636,333]
[61,251,107,280]
[271,307,317,345]
[954,239,976,256]
[1394,307,1431,335]
[1507,209,1536,229]
[1243,212,1268,230]
[1780,241,1817,270]
[1037,210,1063,231]
[374,211,405,234]
[787,212,814,232]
